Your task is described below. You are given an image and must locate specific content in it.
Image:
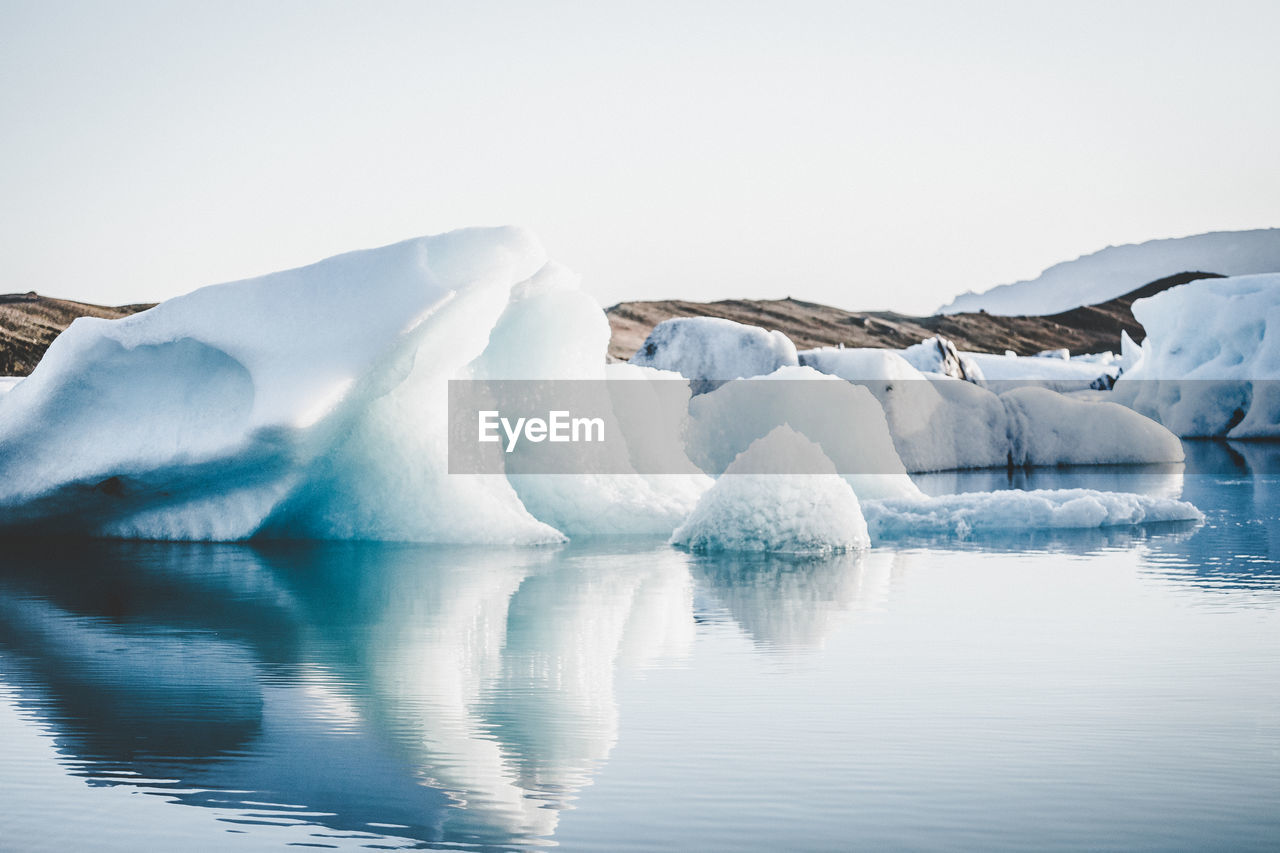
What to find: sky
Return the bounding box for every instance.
[1,0,1278,315]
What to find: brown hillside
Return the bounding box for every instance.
[605,271,1223,361]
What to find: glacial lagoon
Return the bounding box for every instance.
[1,441,1277,851]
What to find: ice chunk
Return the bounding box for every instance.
[0,377,21,394]
[1113,273,1280,437]
[0,228,563,542]
[1001,386,1185,467]
[900,336,982,382]
[670,426,871,554]
[684,365,922,500]
[467,266,710,535]
[960,350,1117,389]
[797,346,1182,472]
[629,316,799,392]
[864,488,1203,540]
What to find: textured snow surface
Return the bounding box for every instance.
[938,229,1280,315]
[864,488,1203,540]
[797,347,1183,472]
[1113,273,1280,437]
[670,427,870,554]
[628,316,799,391]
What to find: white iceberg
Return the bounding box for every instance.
[628,316,798,391]
[798,347,1182,472]
[0,228,615,541]
[959,350,1117,389]
[1113,273,1280,437]
[670,426,871,554]
[684,365,922,500]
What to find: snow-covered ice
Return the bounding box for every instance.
[670,427,870,554]
[684,365,922,500]
[797,346,1182,472]
[938,228,1280,315]
[1114,273,1280,437]
[628,316,798,391]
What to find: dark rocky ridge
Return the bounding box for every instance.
[606,271,1224,362]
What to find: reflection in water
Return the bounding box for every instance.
[0,538,887,848]
[0,540,698,847]
[1140,442,1280,594]
[690,551,902,650]
[1,456,1275,849]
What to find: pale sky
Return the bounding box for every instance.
[2,0,1277,315]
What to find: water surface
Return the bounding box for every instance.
[1,441,1277,851]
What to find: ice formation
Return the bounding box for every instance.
[900,336,983,382]
[863,488,1203,540]
[1113,273,1280,437]
[938,228,1280,315]
[628,316,799,391]
[684,365,922,500]
[797,347,1182,472]
[670,427,871,554]
[961,351,1117,389]
[0,227,1202,545]
[0,228,656,541]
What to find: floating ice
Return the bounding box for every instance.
[629,316,799,391]
[1113,273,1280,437]
[670,426,871,554]
[864,488,1203,540]
[0,229,564,541]
[684,365,922,500]
[798,347,1181,472]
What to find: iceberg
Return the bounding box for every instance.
[684,365,922,500]
[0,228,568,541]
[1113,273,1280,437]
[798,347,1182,472]
[670,427,871,554]
[628,316,799,392]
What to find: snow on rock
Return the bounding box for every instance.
[938,228,1280,315]
[628,316,798,392]
[0,377,21,394]
[1113,273,1280,437]
[670,426,870,554]
[0,229,567,541]
[864,488,1203,540]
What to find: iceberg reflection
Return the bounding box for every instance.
[0,538,692,847]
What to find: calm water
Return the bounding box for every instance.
[1,442,1277,851]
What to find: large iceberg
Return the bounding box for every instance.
[0,229,587,541]
[1113,273,1280,437]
